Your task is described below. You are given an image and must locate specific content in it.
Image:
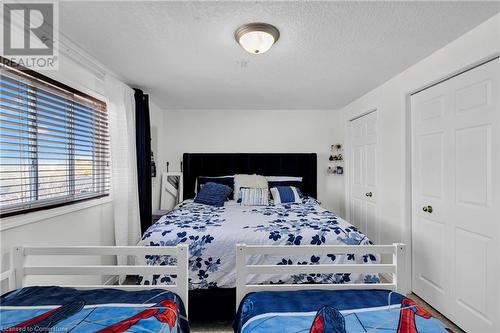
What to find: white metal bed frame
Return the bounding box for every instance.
[0,245,189,315]
[236,243,405,309]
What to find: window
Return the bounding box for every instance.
[0,61,110,217]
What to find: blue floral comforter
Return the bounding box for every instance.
[138,197,379,289]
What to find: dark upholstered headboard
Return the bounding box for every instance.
[182,153,317,200]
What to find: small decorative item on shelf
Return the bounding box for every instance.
[329,154,343,161]
[327,166,344,175]
[331,143,342,151]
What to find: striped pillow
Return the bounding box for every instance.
[270,186,301,204]
[266,176,303,196]
[240,188,269,206]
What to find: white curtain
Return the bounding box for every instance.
[105,75,141,279]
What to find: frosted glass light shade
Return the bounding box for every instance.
[235,23,279,54]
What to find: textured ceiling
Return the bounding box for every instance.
[60,1,499,110]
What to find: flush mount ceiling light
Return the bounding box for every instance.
[235,23,280,54]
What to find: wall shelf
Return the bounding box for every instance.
[328,143,344,175]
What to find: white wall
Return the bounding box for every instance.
[160,109,346,214]
[0,43,118,289]
[1,201,114,286]
[339,14,499,291]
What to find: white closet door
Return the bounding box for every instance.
[349,110,378,243]
[411,58,499,332]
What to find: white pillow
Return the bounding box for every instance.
[234,174,268,200]
[240,188,269,206]
[265,176,303,182]
[270,186,302,204]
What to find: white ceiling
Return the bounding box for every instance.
[60,1,500,110]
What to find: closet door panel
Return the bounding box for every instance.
[349,111,379,243]
[419,132,444,199]
[412,58,499,332]
[349,111,378,243]
[455,125,491,206]
[448,60,499,331]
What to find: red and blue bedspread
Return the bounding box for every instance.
[0,286,189,332]
[234,289,453,333]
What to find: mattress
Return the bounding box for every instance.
[0,286,189,332]
[234,289,453,333]
[138,197,379,289]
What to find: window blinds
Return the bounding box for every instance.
[0,63,110,217]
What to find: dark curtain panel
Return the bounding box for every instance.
[134,89,152,234]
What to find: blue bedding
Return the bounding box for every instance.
[234,289,453,333]
[0,286,189,332]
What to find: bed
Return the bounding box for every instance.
[234,244,454,333]
[140,153,376,288]
[0,245,190,332]
[139,153,381,318]
[139,197,377,289]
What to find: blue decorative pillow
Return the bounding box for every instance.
[270,186,302,204]
[196,176,234,199]
[268,181,304,197]
[194,182,232,207]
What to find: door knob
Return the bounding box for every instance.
[365,192,373,197]
[422,205,433,213]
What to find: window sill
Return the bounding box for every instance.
[0,196,113,231]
